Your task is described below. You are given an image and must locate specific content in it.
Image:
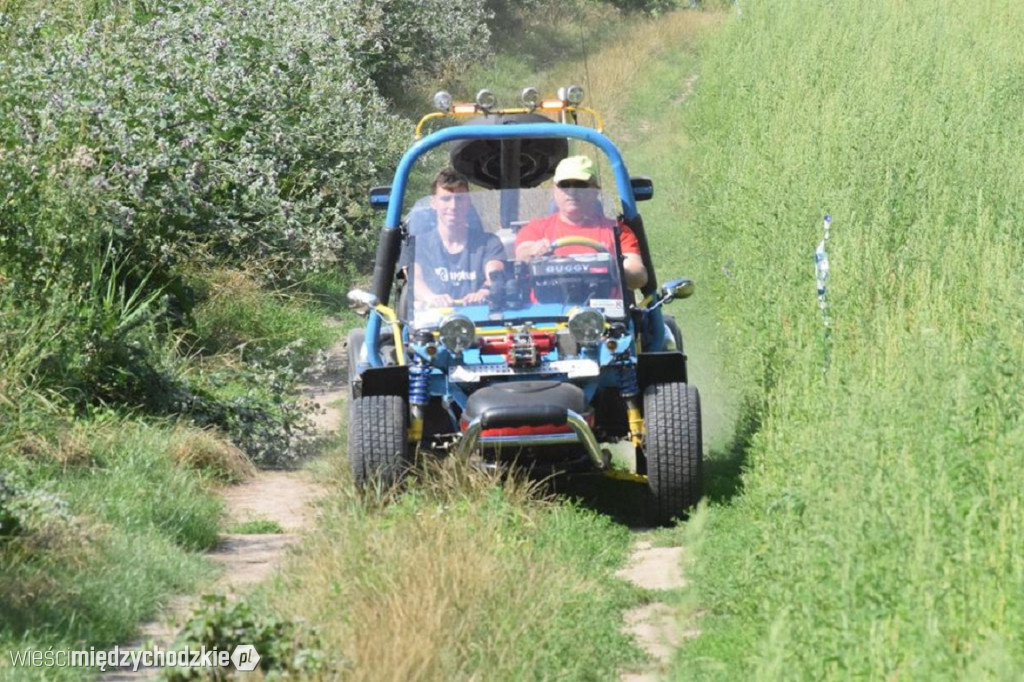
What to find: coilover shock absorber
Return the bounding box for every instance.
[408,359,430,442]
[617,362,644,448]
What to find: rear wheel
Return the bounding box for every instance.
[347,328,365,398]
[349,395,410,489]
[642,382,702,525]
[664,314,684,354]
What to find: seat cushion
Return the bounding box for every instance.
[462,380,587,423]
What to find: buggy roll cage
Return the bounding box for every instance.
[364,123,665,367]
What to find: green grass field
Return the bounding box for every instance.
[4,0,1023,678]
[655,1,1024,678]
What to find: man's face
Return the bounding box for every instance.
[554,180,600,224]
[431,185,470,232]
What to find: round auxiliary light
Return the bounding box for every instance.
[346,289,378,316]
[520,86,541,109]
[475,89,497,112]
[557,84,585,106]
[568,308,605,347]
[433,90,453,113]
[439,314,477,353]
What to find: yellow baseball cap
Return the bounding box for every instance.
[553,155,599,187]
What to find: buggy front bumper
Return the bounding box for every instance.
[453,408,605,470]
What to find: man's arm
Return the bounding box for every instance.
[622,253,648,290]
[617,224,648,290]
[462,259,504,304]
[515,238,551,261]
[463,235,506,304]
[514,219,552,261]
[412,262,454,307]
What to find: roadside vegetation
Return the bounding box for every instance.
[660,1,1024,678]
[1,0,722,679]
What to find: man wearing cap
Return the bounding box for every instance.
[515,155,648,290]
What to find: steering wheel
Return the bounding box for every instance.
[415,296,473,310]
[544,236,609,256]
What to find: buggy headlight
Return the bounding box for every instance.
[558,84,585,106]
[475,89,497,112]
[439,315,477,353]
[520,87,541,109]
[568,308,605,347]
[433,90,453,112]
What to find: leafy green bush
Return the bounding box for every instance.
[0,473,73,541]
[342,0,491,98]
[606,0,688,16]
[1,2,407,287]
[167,594,327,680]
[0,0,492,458]
[178,365,319,468]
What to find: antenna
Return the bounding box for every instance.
[576,8,600,187]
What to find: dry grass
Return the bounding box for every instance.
[271,459,571,680]
[9,419,252,481]
[538,10,727,132]
[168,425,256,483]
[14,429,93,469]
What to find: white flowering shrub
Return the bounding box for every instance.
[2,2,408,286]
[0,0,491,462]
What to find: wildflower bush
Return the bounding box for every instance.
[1,2,407,289]
[0,0,491,457]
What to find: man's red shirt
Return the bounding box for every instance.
[515,213,641,256]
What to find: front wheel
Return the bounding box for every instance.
[642,382,703,525]
[664,314,684,354]
[349,395,410,489]
[347,328,365,398]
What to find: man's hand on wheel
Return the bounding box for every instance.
[519,239,551,260]
[427,293,455,307]
[462,288,489,304]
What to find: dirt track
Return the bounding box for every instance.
[104,331,695,680]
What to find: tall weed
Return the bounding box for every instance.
[270,458,642,680]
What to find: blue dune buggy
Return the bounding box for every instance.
[347,87,702,524]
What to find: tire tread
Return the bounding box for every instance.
[349,394,409,488]
[643,382,703,525]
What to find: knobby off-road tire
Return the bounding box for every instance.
[349,395,410,490]
[643,382,703,525]
[664,314,684,354]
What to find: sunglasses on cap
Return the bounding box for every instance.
[556,180,593,189]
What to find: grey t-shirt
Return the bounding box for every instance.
[413,229,504,301]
